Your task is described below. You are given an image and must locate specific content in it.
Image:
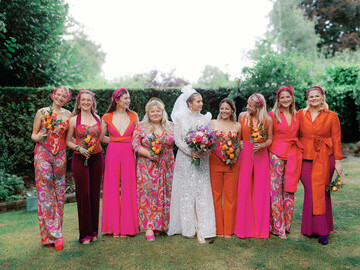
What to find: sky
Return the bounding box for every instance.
[66,0,273,83]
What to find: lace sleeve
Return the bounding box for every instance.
[174,117,192,156]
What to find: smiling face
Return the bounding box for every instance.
[307,89,323,108]
[219,102,233,120]
[246,98,257,116]
[52,88,69,107]
[116,92,130,109]
[148,105,163,124]
[279,90,293,109]
[79,93,94,112]
[189,94,203,112]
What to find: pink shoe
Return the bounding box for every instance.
[145,234,155,241]
[54,240,64,251]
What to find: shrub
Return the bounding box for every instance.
[0,170,25,202]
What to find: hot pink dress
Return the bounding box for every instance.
[234,115,270,238]
[101,111,140,235]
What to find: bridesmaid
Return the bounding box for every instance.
[234,93,273,239]
[101,88,140,237]
[299,86,345,245]
[132,98,175,241]
[210,98,241,238]
[268,86,303,239]
[31,86,71,251]
[66,90,103,244]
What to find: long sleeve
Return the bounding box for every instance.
[132,123,144,152]
[330,112,345,160]
[174,119,192,156]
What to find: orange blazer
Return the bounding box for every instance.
[299,109,345,215]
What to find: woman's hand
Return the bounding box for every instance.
[253,142,266,152]
[191,151,205,159]
[35,130,47,143]
[335,160,343,176]
[239,141,244,150]
[79,146,90,159]
[148,151,159,161]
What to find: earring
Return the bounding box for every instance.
[116,103,119,109]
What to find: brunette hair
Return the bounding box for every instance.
[186,93,201,107]
[217,98,237,122]
[106,88,129,113]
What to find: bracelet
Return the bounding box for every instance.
[75,145,80,152]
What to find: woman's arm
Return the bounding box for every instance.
[66,117,90,158]
[31,109,46,143]
[100,117,110,144]
[253,115,273,151]
[174,119,192,156]
[132,123,159,161]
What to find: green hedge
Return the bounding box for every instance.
[0,87,358,175]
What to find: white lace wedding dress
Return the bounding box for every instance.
[167,110,216,238]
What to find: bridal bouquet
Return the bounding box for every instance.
[41,107,63,142]
[185,125,215,166]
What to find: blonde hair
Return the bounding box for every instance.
[142,98,172,134]
[72,91,97,116]
[272,89,297,123]
[247,93,267,126]
[303,89,329,114]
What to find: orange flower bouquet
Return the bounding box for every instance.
[41,107,63,142]
[326,173,344,193]
[83,131,97,166]
[148,134,163,167]
[250,119,266,156]
[219,132,240,170]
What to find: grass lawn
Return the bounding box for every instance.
[1,158,359,270]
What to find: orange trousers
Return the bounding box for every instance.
[209,153,239,236]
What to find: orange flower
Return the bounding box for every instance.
[226,150,230,155]
[229,154,234,159]
[222,144,228,150]
[229,148,234,153]
[332,186,337,192]
[155,139,160,144]
[45,112,50,118]
[88,145,95,152]
[155,148,161,154]
[252,127,259,132]
[46,124,52,129]
[252,132,259,138]
[52,112,57,117]
[84,135,91,143]
[152,147,156,152]
[338,181,342,186]
[151,142,156,146]
[42,121,47,126]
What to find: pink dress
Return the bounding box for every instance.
[101,111,140,235]
[234,116,270,238]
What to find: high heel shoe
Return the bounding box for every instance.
[54,240,64,251]
[196,226,205,244]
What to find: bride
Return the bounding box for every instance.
[167,85,216,243]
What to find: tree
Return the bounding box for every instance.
[269,0,320,57]
[196,65,234,89]
[0,0,69,86]
[300,0,360,53]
